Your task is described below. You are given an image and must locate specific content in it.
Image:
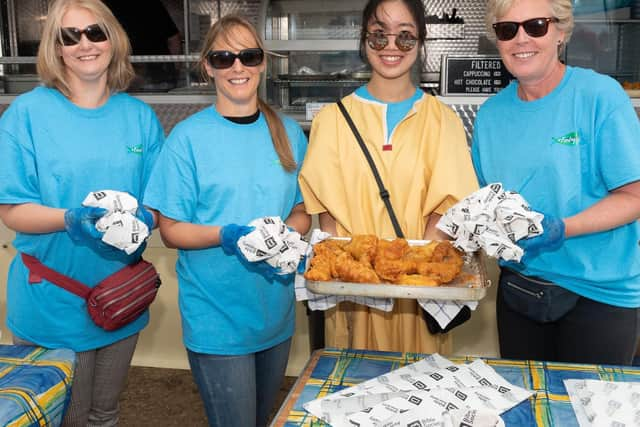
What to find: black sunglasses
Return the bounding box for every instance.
[206,48,264,70]
[492,17,558,41]
[366,30,418,52]
[60,24,108,46]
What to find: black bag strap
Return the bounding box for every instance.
[337,100,405,238]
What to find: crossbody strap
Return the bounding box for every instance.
[336,100,405,238]
[21,253,91,299]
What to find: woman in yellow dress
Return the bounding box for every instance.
[299,0,478,353]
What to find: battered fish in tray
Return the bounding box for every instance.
[302,236,489,301]
[305,236,463,285]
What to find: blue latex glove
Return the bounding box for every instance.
[518,214,566,262]
[220,224,280,280]
[64,207,132,261]
[135,206,154,231]
[219,224,254,255]
[64,207,107,242]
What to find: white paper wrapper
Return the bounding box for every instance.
[237,216,308,275]
[82,190,149,255]
[437,183,543,262]
[565,379,640,427]
[304,354,532,427]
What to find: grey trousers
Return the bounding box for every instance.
[14,333,139,427]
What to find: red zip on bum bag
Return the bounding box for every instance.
[21,253,161,331]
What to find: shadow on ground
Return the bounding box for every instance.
[119,366,296,426]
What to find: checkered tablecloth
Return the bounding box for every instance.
[272,348,640,427]
[0,345,75,427]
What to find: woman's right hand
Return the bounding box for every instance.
[219,224,281,280]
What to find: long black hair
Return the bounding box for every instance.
[358,0,427,62]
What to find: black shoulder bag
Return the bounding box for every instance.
[336,100,470,334]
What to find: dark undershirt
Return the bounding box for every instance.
[223,110,260,124]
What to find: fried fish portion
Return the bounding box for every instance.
[334,252,380,283]
[394,274,440,286]
[344,234,378,268]
[304,239,347,281]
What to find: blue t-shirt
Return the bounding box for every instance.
[472,66,640,307]
[143,106,307,355]
[0,86,164,351]
[355,86,423,139]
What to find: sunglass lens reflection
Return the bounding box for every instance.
[396,32,417,51]
[366,31,416,52]
[60,24,108,46]
[493,18,552,41]
[207,48,264,69]
[366,32,389,50]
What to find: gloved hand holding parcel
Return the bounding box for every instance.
[221,216,308,277]
[66,190,151,255]
[436,183,563,263]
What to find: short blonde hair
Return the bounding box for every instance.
[37,0,134,97]
[485,0,574,52]
[199,15,297,173]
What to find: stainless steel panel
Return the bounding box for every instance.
[422,0,487,73]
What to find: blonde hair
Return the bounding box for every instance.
[199,14,296,173]
[485,0,574,53]
[37,0,134,97]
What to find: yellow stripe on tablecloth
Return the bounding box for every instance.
[1,387,47,427]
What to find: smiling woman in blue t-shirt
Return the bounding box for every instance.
[472,0,640,365]
[0,0,163,424]
[143,15,309,427]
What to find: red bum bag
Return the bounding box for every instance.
[21,253,161,331]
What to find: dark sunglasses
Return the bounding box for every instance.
[492,17,558,41]
[60,24,108,46]
[206,48,264,70]
[366,30,418,52]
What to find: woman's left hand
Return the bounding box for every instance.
[518,214,565,261]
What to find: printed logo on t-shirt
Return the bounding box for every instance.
[552,131,580,146]
[127,144,143,155]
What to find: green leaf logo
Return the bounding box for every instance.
[127,144,143,155]
[552,131,580,146]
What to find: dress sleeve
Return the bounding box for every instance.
[299,104,346,215]
[423,104,479,216]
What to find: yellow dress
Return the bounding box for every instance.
[299,91,479,354]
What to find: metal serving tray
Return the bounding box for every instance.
[303,238,490,301]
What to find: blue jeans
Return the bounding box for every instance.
[187,338,292,427]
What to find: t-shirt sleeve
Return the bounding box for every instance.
[424,105,479,216]
[141,107,165,195]
[143,129,197,222]
[471,115,488,187]
[292,123,308,206]
[0,104,41,204]
[595,92,640,191]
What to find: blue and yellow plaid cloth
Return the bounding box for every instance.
[274,348,640,427]
[0,345,74,427]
